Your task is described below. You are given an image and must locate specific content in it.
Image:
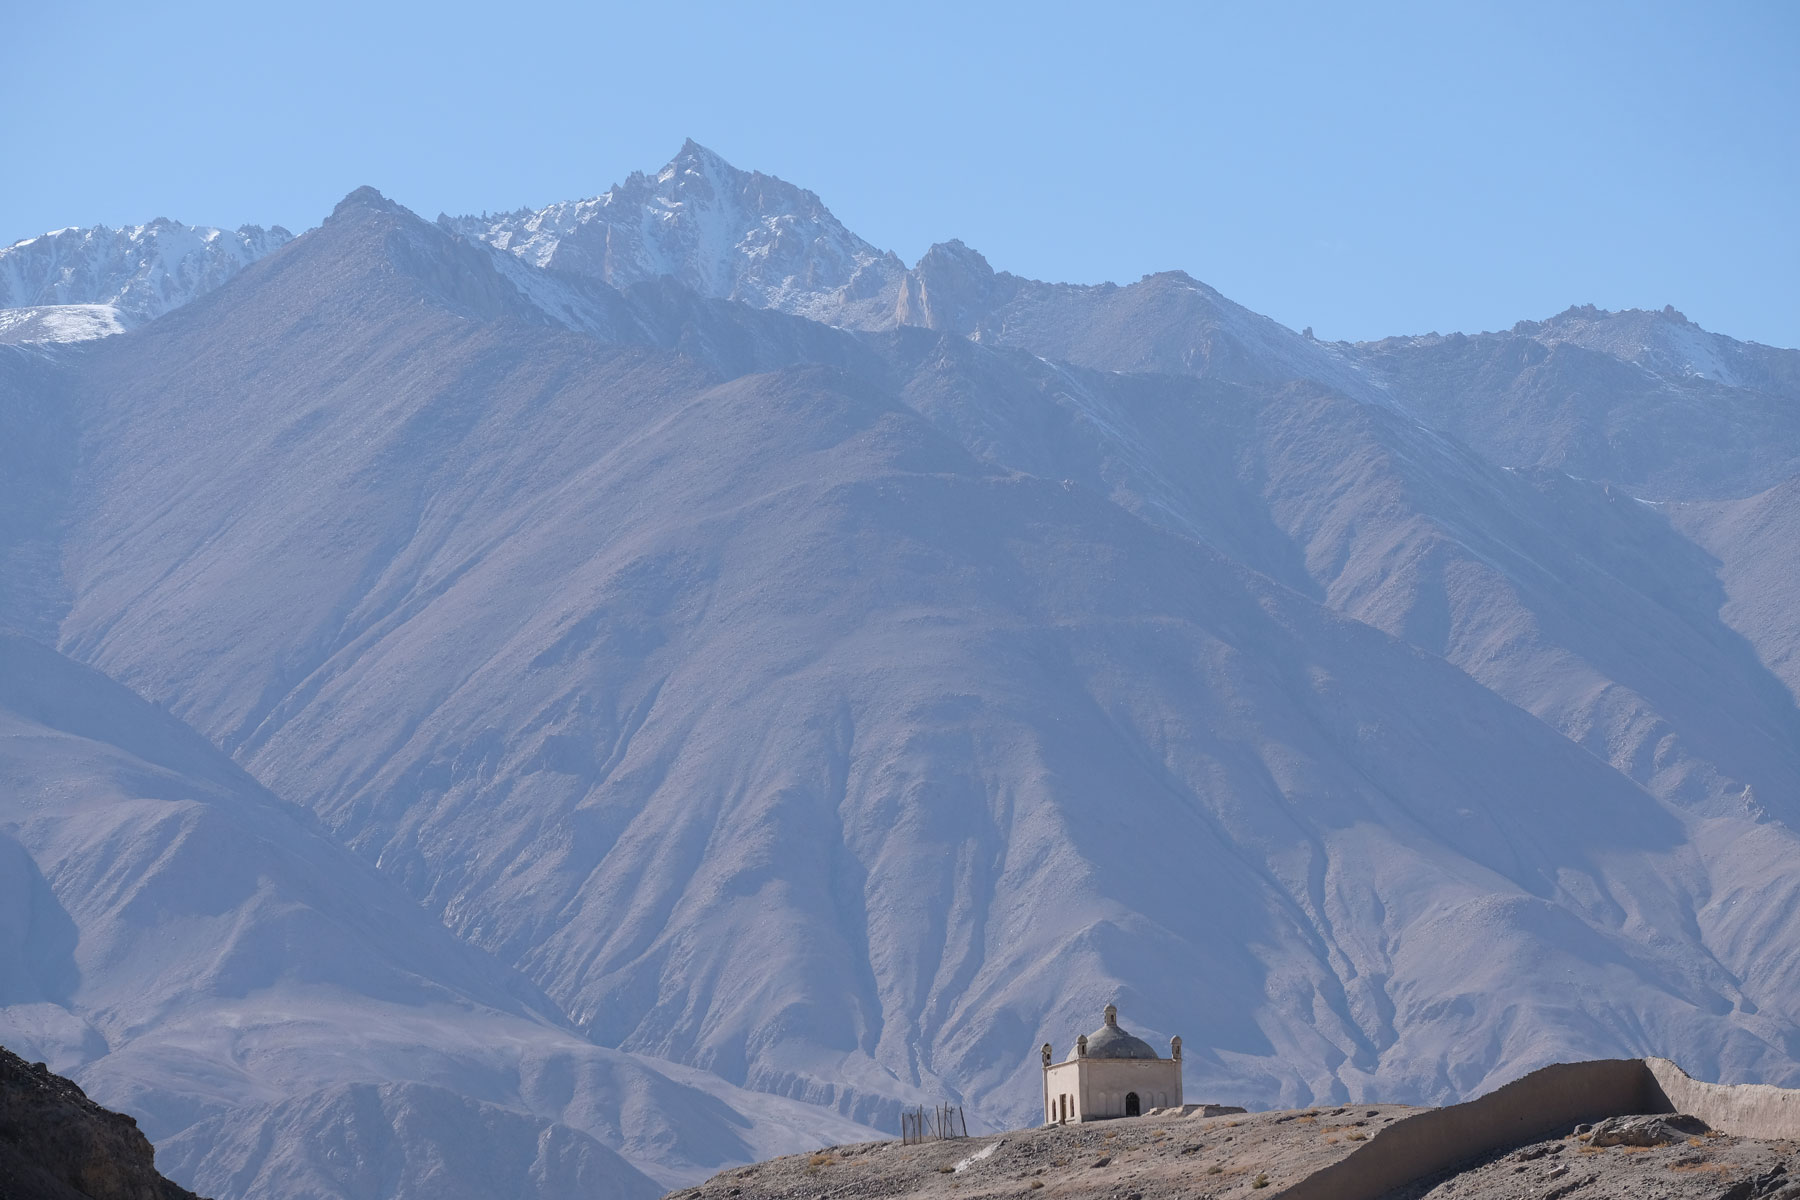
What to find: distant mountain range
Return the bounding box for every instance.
[1,142,1796,1200]
[0,219,291,340]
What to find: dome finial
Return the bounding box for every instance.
[1077,1009,1158,1059]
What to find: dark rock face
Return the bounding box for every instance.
[0,1045,203,1200]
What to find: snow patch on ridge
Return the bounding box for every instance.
[0,219,291,333]
[1529,304,1750,386]
[0,303,131,344]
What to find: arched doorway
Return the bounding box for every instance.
[1125,1091,1141,1117]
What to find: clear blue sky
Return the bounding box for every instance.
[11,1,1797,347]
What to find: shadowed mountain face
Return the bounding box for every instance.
[0,145,1797,1200]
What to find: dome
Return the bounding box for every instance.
[1074,1005,1160,1060]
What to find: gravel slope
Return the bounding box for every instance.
[672,1108,1800,1200]
[667,1105,1419,1199]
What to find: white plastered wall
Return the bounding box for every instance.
[1042,1057,1182,1122]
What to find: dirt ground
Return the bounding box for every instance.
[1390,1125,1800,1200]
[663,1104,1421,1199]
[667,1108,1800,1200]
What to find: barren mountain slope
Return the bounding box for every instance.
[2,142,1797,1200]
[0,628,880,1200]
[1670,475,1800,707]
[0,343,77,642]
[1351,311,1800,500]
[21,191,1799,1146]
[454,145,1800,505]
[886,337,1800,818]
[893,244,1380,403]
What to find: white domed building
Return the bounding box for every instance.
[1041,1005,1183,1123]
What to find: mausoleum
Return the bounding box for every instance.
[1041,1004,1182,1123]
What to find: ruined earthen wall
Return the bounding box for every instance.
[1269,1058,1800,1200]
[1645,1057,1800,1142]
[1268,1059,1656,1200]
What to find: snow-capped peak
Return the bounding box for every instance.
[443,141,905,325]
[659,136,737,186]
[0,218,292,336]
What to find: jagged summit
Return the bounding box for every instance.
[661,137,739,182]
[440,146,1389,398]
[442,140,905,325]
[1357,300,1780,394]
[332,185,403,217]
[893,239,1012,334]
[918,238,987,265]
[1525,303,1768,387]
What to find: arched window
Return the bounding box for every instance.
[1125,1091,1141,1117]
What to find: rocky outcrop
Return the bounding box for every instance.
[892,240,1017,334]
[1583,1113,1709,1147]
[0,1045,203,1200]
